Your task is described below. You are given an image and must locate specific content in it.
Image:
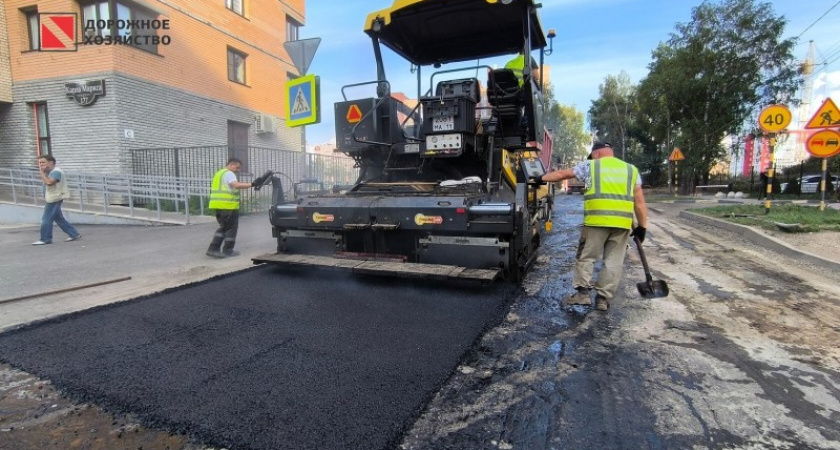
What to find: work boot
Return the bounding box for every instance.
[595,295,609,311]
[206,249,225,259]
[565,288,592,306]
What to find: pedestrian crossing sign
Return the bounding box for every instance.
[805,98,840,129]
[286,74,320,127]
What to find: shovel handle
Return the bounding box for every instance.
[634,235,654,283]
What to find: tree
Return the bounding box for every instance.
[637,0,801,193]
[543,85,589,167]
[588,71,636,159]
[543,85,588,167]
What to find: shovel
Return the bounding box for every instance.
[633,236,669,298]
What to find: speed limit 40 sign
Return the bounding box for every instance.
[758,104,792,133]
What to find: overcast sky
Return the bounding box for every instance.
[299,0,839,147]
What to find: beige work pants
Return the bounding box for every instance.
[573,226,631,300]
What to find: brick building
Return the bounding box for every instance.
[0,0,305,175]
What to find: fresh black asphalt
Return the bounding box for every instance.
[0,266,517,450]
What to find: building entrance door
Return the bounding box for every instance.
[227,120,250,171]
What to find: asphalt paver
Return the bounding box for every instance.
[0,266,517,450]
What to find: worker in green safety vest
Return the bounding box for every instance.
[504,52,540,87]
[206,158,258,258]
[531,141,648,311]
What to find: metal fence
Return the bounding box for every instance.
[129,145,359,213]
[0,147,358,224]
[0,167,207,224]
[129,145,358,186]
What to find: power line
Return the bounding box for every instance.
[797,1,840,39]
[816,40,840,62]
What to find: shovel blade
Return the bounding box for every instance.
[636,280,669,299]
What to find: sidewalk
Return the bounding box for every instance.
[0,200,216,226]
[0,214,276,331]
[648,196,840,273]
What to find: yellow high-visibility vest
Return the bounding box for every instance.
[209,168,240,210]
[504,54,527,86]
[583,157,638,229]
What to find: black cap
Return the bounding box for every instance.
[588,141,611,159]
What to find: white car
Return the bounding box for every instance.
[783,175,839,194]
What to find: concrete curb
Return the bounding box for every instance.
[0,202,216,226]
[678,210,840,273]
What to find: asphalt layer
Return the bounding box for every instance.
[0,266,518,450]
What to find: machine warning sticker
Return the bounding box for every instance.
[312,212,335,223]
[414,213,443,225]
[347,104,362,123]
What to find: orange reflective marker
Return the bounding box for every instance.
[346,104,362,123]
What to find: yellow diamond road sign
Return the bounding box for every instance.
[805,98,840,129]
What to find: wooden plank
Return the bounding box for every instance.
[252,253,501,282]
[457,268,501,281]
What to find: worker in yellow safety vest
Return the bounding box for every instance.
[206,158,258,258]
[531,141,648,311]
[504,52,540,87]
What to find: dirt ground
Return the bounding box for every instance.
[1,198,839,450]
[759,228,840,264]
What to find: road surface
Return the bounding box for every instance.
[1,195,838,450]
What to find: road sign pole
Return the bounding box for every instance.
[765,134,775,215]
[668,161,673,195]
[668,147,684,196]
[820,158,828,211]
[674,161,679,197]
[757,104,791,214]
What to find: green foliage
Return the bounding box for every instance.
[140,195,211,215]
[588,71,636,159]
[692,204,840,233]
[189,196,211,215]
[544,84,589,167]
[594,0,802,193]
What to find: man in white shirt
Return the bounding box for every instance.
[32,155,81,245]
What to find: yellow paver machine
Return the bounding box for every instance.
[254,0,556,282]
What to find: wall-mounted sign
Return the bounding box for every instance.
[65,79,105,106]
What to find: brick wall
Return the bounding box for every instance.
[1,0,306,172]
[0,72,302,173]
[0,2,12,103]
[6,0,302,119]
[0,4,13,163]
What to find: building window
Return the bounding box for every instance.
[24,8,40,50]
[81,1,111,37]
[286,16,300,42]
[79,1,159,53]
[227,47,247,84]
[33,103,51,156]
[225,0,244,16]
